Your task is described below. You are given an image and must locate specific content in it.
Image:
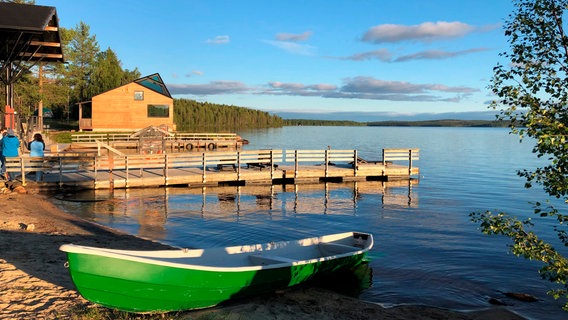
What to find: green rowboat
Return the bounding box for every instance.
[60,231,373,313]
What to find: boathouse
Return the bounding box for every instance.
[79,73,176,132]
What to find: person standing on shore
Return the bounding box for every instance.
[2,129,20,180]
[28,133,45,181]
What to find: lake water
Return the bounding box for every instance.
[52,126,567,320]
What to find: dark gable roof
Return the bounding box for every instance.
[134,73,172,98]
[0,2,64,64]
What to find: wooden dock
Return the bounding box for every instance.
[5,148,419,190]
[70,132,246,152]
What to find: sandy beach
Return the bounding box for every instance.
[0,184,527,319]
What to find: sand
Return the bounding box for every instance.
[0,186,527,319]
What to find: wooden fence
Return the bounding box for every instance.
[72,132,239,143]
[4,148,419,188]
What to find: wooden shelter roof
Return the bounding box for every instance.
[0,2,64,69]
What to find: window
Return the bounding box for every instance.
[134,91,144,100]
[147,105,169,118]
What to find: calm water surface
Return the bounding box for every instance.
[53,127,567,320]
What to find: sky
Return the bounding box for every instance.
[37,0,514,119]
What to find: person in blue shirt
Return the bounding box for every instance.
[2,128,20,180]
[28,133,45,182]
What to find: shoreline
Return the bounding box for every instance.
[0,189,526,319]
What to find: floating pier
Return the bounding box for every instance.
[6,148,419,190]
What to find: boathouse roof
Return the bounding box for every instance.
[133,73,172,98]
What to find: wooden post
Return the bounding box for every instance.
[324,149,329,178]
[19,158,26,186]
[294,150,299,179]
[58,157,63,187]
[109,153,114,191]
[382,149,386,166]
[124,156,129,188]
[164,154,169,185]
[202,152,207,183]
[94,156,98,188]
[237,151,241,180]
[270,150,274,180]
[354,150,358,177]
[408,149,413,176]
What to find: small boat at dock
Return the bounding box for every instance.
[60,231,373,313]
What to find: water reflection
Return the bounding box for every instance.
[311,261,373,297]
[55,179,418,242]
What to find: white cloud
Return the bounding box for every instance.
[264,40,316,56]
[339,49,393,62]
[206,35,230,44]
[337,47,490,63]
[362,21,476,43]
[185,70,204,77]
[168,81,249,95]
[168,76,478,103]
[275,31,312,42]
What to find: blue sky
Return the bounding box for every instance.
[38,0,513,117]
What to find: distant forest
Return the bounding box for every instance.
[283,119,366,126]
[172,99,514,131]
[284,119,511,127]
[174,99,284,132]
[172,99,510,132]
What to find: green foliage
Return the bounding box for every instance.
[471,0,568,311]
[49,131,72,143]
[65,21,100,103]
[174,98,283,131]
[88,48,141,98]
[87,48,124,97]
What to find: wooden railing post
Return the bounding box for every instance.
[94,156,98,188]
[294,150,299,179]
[202,152,207,183]
[108,152,114,191]
[408,149,413,175]
[324,149,329,178]
[58,157,63,187]
[354,150,358,177]
[19,158,26,186]
[125,156,129,188]
[270,150,274,180]
[164,154,169,185]
[237,151,241,180]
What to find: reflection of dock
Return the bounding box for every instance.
[67,180,418,242]
[85,179,418,218]
[8,149,419,190]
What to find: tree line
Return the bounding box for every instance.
[283,119,510,127]
[174,99,283,132]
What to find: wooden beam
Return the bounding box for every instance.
[29,41,61,47]
[44,26,58,31]
[18,52,63,59]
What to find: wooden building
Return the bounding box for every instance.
[79,73,176,132]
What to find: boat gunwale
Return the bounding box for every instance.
[60,232,373,272]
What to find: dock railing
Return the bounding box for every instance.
[5,148,419,187]
[383,148,420,175]
[284,149,358,178]
[72,132,238,143]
